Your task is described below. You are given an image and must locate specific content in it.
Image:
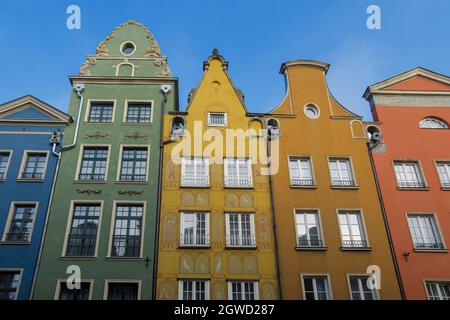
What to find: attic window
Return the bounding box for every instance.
[419,117,448,129]
[304,103,320,120]
[121,42,136,56]
[208,112,227,127]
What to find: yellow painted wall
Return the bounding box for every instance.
[268,62,402,299]
[156,53,279,299]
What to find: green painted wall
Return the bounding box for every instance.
[33,21,177,300]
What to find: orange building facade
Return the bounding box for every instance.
[364,68,450,300]
[267,61,402,300]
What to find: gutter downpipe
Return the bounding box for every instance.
[152,84,172,299]
[30,84,85,298]
[267,135,283,300]
[367,141,406,300]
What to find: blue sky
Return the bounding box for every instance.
[1,0,449,120]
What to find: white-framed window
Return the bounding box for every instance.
[225,213,256,248]
[227,281,259,300]
[111,204,144,257]
[180,212,210,247]
[57,281,92,300]
[0,271,22,300]
[289,157,314,186]
[118,147,148,181]
[328,158,355,187]
[3,203,37,242]
[426,281,450,300]
[125,102,152,123]
[106,282,139,300]
[302,275,331,300]
[436,161,450,188]
[338,211,368,248]
[78,146,109,181]
[224,158,253,188]
[181,157,209,187]
[208,112,227,126]
[19,152,48,180]
[87,102,114,123]
[0,151,12,180]
[407,214,444,249]
[419,118,448,129]
[348,276,378,300]
[178,280,210,300]
[393,161,426,188]
[295,210,323,248]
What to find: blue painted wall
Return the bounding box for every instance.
[0,120,66,299]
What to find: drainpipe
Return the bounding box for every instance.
[367,142,406,300]
[30,84,84,299]
[267,134,283,300]
[152,84,172,299]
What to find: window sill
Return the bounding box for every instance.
[290,185,318,189]
[83,122,114,125]
[340,247,372,251]
[16,179,45,183]
[331,185,359,190]
[0,241,31,245]
[115,180,148,185]
[60,256,98,260]
[397,187,429,191]
[413,248,448,253]
[440,187,450,191]
[105,257,143,261]
[295,246,327,251]
[225,245,257,250]
[122,122,153,126]
[180,185,211,189]
[224,186,254,190]
[178,245,211,249]
[74,180,107,184]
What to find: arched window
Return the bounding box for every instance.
[171,116,185,140]
[419,117,448,129]
[267,119,280,139]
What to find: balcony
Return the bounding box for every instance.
[291,178,315,187]
[224,177,253,188]
[341,240,369,249]
[226,235,256,248]
[179,233,210,247]
[331,179,356,187]
[180,176,209,188]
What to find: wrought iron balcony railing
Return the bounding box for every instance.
[20,172,43,180]
[5,232,30,242]
[119,174,146,182]
[341,240,369,248]
[397,180,427,188]
[331,179,356,187]
[297,239,325,248]
[226,235,257,248]
[78,173,106,181]
[179,233,210,247]
[181,176,210,188]
[291,178,315,186]
[414,242,445,250]
[224,177,253,188]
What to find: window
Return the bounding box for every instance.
[4,204,36,242]
[181,157,209,187]
[87,102,114,123]
[228,281,259,300]
[178,280,210,300]
[302,276,331,300]
[107,282,139,300]
[289,157,314,186]
[295,210,323,248]
[349,276,378,300]
[121,42,136,56]
[419,118,448,129]
[58,282,91,300]
[0,271,21,300]
[208,112,227,126]
[304,103,320,119]
[119,147,148,181]
[20,152,47,180]
[328,158,356,187]
[436,162,450,188]
[393,161,426,188]
[78,147,109,181]
[225,213,256,248]
[111,204,143,257]
[0,152,11,179]
[426,281,450,300]
[224,158,253,188]
[180,212,209,247]
[126,102,152,123]
[407,214,444,249]
[66,204,101,257]
[338,211,368,248]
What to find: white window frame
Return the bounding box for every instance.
[181,157,210,187]
[103,280,142,300]
[328,157,356,187]
[116,145,150,182]
[294,209,324,248]
[288,156,315,186]
[0,150,13,180]
[85,99,116,123]
[179,212,210,247]
[227,281,259,300]
[17,150,49,180]
[347,275,379,300]
[393,160,427,188]
[207,112,227,127]
[435,161,450,188]
[406,213,445,250]
[224,158,253,188]
[123,100,154,124]
[425,280,450,300]
[419,118,448,129]
[225,212,256,248]
[54,279,94,300]
[337,210,369,248]
[178,280,210,300]
[301,274,332,300]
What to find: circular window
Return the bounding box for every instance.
[121,42,136,56]
[304,103,320,119]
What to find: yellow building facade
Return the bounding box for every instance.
[267,61,402,300]
[156,50,279,300]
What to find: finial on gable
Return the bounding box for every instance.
[203,48,229,71]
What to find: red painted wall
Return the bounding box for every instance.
[371,78,450,299]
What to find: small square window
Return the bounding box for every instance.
[126,103,152,123]
[208,112,227,126]
[58,282,91,300]
[393,161,426,188]
[107,282,139,300]
[88,102,114,123]
[407,214,444,250]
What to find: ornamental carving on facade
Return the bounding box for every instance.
[76,189,102,195]
[118,190,144,196]
[85,132,108,140]
[124,132,148,140]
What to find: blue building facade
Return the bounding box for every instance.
[0,96,71,300]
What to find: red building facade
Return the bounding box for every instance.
[364,68,450,300]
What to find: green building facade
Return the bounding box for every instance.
[33,21,178,300]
